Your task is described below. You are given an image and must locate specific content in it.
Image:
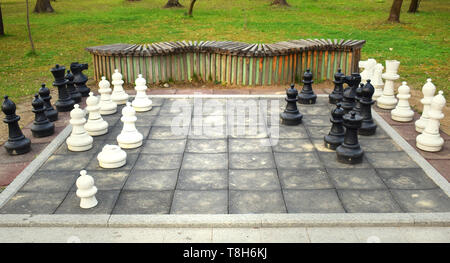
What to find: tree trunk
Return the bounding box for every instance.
[164,0,183,8]
[271,0,290,6]
[26,0,36,53]
[0,3,4,36]
[188,0,197,17]
[34,0,54,13]
[388,0,403,23]
[408,0,420,13]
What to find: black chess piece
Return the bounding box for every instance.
[329,69,345,104]
[352,83,364,115]
[324,103,345,150]
[359,80,377,136]
[341,73,361,114]
[298,69,317,104]
[280,84,303,125]
[31,94,55,138]
[336,111,364,164]
[65,70,82,103]
[70,62,90,97]
[2,96,31,155]
[38,84,58,122]
[51,64,75,112]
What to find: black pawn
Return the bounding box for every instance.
[352,83,364,114]
[359,80,377,136]
[341,73,361,114]
[324,103,345,150]
[31,94,55,138]
[65,70,82,103]
[51,64,75,112]
[70,62,90,97]
[38,84,58,122]
[280,84,303,125]
[336,111,364,164]
[298,69,317,104]
[329,68,345,104]
[2,96,31,155]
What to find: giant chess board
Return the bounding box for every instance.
[1,95,449,215]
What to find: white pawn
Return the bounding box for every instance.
[416,91,445,152]
[377,60,400,109]
[84,92,109,136]
[98,76,117,115]
[111,69,129,105]
[371,63,384,101]
[76,170,98,209]
[391,81,414,122]
[415,78,436,133]
[359,58,377,84]
[117,102,143,149]
[97,144,127,168]
[131,74,152,112]
[66,104,93,152]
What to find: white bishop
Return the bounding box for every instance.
[111,69,129,105]
[84,92,108,136]
[416,91,445,152]
[76,170,98,209]
[98,76,117,115]
[131,74,152,112]
[117,102,143,149]
[415,78,436,133]
[391,81,414,122]
[66,104,93,152]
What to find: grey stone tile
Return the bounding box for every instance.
[391,189,450,212]
[141,139,186,154]
[274,152,322,169]
[298,105,331,115]
[160,103,192,116]
[86,153,139,171]
[194,115,227,126]
[229,153,275,169]
[112,190,173,214]
[229,138,272,153]
[376,168,438,190]
[365,152,419,168]
[76,170,130,191]
[305,126,329,139]
[164,98,194,106]
[124,170,179,191]
[359,139,403,152]
[271,125,309,139]
[135,106,161,116]
[318,152,372,169]
[228,115,265,126]
[149,126,188,139]
[171,190,228,214]
[229,125,268,138]
[278,169,333,190]
[358,127,389,139]
[0,192,67,214]
[303,115,331,126]
[283,189,345,213]
[148,98,165,106]
[311,139,335,152]
[135,115,157,126]
[135,154,183,170]
[107,125,151,141]
[101,114,121,127]
[189,125,227,139]
[39,153,94,171]
[229,190,286,214]
[54,139,105,155]
[193,100,226,116]
[153,116,192,127]
[20,171,77,193]
[338,190,403,213]
[272,139,315,152]
[186,139,227,153]
[229,169,281,190]
[95,139,143,154]
[327,168,387,190]
[55,190,120,214]
[182,153,228,170]
[177,170,228,190]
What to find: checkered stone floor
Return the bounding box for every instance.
[1,96,449,215]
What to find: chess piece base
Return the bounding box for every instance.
[31,123,55,138]
[79,196,98,209]
[4,137,31,155]
[133,105,152,112]
[69,91,82,103]
[359,122,377,136]
[85,127,108,136]
[66,136,93,152]
[99,108,117,115]
[78,87,91,97]
[328,94,343,105]
[280,112,303,126]
[391,110,414,122]
[376,96,397,110]
[415,118,427,133]
[99,159,126,169]
[336,144,364,164]
[45,110,58,122]
[111,94,129,105]
[416,135,444,152]
[67,143,93,152]
[298,95,317,105]
[118,140,143,149]
[324,134,344,150]
[55,100,75,112]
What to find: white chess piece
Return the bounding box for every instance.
[377,60,400,109]
[391,81,414,122]
[131,74,152,112]
[415,78,436,133]
[66,104,93,151]
[111,69,129,105]
[97,144,127,168]
[371,63,384,101]
[98,76,117,115]
[416,91,445,152]
[117,102,143,149]
[84,92,108,136]
[76,170,98,209]
[359,58,377,84]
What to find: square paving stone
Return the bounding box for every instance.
[376,168,438,190]
[141,139,187,154]
[365,152,419,169]
[0,192,67,214]
[359,139,403,152]
[39,153,94,171]
[297,105,331,115]
[159,104,192,116]
[177,170,228,190]
[278,169,333,190]
[229,125,268,138]
[153,116,192,127]
[112,190,173,214]
[70,170,130,191]
[135,154,183,170]
[229,169,281,190]
[229,153,275,169]
[186,139,227,153]
[106,125,151,141]
[338,190,403,213]
[170,190,228,214]
[135,115,157,126]
[274,152,322,169]
[327,168,387,190]
[358,127,389,139]
[302,115,331,126]
[305,126,330,139]
[182,153,228,170]
[135,106,161,116]
[189,125,227,139]
[198,115,227,126]
[148,98,165,106]
[228,115,265,126]
[86,153,139,171]
[20,171,77,193]
[318,152,372,169]
[149,126,189,139]
[229,190,286,214]
[312,139,335,152]
[283,189,345,213]
[229,138,272,153]
[390,189,450,212]
[124,170,179,191]
[272,125,309,139]
[272,139,315,153]
[55,190,120,214]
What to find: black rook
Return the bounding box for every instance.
[51,64,75,112]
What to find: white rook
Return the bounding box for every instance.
[416,90,445,152]
[377,60,400,109]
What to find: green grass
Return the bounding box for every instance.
[0,0,448,102]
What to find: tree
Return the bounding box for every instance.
[271,0,290,6]
[408,0,420,13]
[34,0,54,13]
[164,0,183,8]
[26,0,36,53]
[187,0,197,17]
[0,2,4,36]
[388,0,403,23]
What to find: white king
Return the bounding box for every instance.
[111,69,129,105]
[131,74,152,112]
[416,91,445,152]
